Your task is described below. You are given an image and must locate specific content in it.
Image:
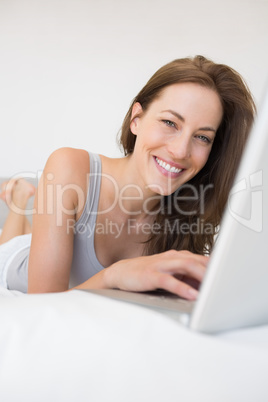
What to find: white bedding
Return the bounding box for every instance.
[0,286,268,402]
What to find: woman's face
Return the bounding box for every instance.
[130,82,223,195]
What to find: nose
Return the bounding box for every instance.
[167,132,191,160]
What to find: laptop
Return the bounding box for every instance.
[83,87,268,334]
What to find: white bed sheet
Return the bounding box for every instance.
[0,286,268,402]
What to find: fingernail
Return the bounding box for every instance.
[188,288,199,299]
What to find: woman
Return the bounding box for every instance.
[0,55,255,298]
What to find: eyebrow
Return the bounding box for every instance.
[161,109,217,133]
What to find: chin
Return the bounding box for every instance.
[147,183,178,196]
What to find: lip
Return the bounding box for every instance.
[154,155,185,170]
[153,155,185,177]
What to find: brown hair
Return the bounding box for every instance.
[119,55,256,255]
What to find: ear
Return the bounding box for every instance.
[130,102,143,135]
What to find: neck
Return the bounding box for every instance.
[100,154,162,217]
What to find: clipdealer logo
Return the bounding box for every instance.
[228,170,263,232]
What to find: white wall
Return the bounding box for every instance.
[0,0,268,177]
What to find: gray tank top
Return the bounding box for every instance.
[6,152,105,292]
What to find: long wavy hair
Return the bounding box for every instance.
[119,56,256,255]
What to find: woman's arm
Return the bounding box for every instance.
[27,147,89,293]
[28,147,207,299]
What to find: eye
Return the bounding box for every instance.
[196,134,212,144]
[162,119,176,128]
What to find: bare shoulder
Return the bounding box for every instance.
[43,147,90,186]
[40,148,91,218]
[46,147,89,175]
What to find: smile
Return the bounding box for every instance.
[155,157,182,173]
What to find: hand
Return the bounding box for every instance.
[104,249,208,300]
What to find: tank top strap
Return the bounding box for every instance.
[75,151,102,228]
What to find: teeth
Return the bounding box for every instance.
[155,157,182,174]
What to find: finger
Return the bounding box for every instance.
[155,273,199,300]
[160,249,209,268]
[169,250,209,266]
[155,255,207,283]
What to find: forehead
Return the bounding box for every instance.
[147,82,223,127]
[153,82,221,108]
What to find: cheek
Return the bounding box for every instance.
[194,147,212,169]
[137,122,164,147]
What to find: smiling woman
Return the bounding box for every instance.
[0,55,256,298]
[128,83,223,196]
[120,56,256,256]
